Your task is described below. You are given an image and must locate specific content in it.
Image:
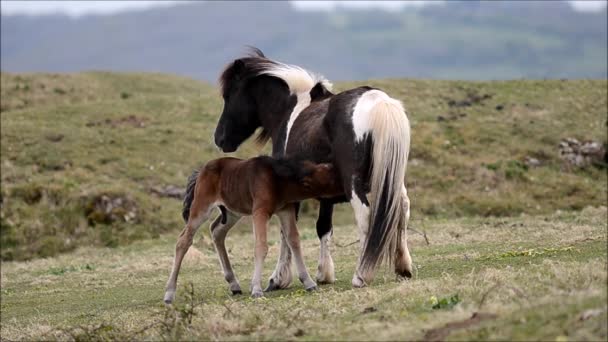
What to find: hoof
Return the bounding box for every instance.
[163,291,175,304]
[231,289,243,295]
[316,258,336,284]
[251,291,264,299]
[316,276,336,285]
[352,275,367,288]
[305,285,318,292]
[264,279,282,292]
[396,268,412,279]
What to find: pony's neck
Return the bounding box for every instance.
[249,76,302,153]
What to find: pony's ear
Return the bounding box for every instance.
[310,82,331,101]
[232,59,245,80]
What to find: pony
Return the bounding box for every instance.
[164,156,342,303]
[213,47,412,289]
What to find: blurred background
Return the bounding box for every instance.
[1,0,607,81]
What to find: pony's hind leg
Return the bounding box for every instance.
[395,186,413,279]
[350,183,371,288]
[210,208,243,295]
[277,207,317,291]
[164,202,213,304]
[265,231,293,291]
[315,201,336,284]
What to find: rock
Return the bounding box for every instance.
[559,138,606,168]
[524,157,541,168]
[84,194,139,224]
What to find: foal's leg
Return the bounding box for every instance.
[395,186,413,278]
[277,207,317,291]
[251,210,270,298]
[265,230,293,291]
[210,211,243,294]
[316,201,336,284]
[164,203,212,304]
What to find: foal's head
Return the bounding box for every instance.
[301,162,342,197]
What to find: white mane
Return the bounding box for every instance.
[259,62,333,94]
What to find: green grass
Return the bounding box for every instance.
[0,207,605,340]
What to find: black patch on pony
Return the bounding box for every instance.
[182,168,200,222]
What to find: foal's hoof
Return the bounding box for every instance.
[163,291,175,305]
[251,291,264,299]
[231,289,243,295]
[264,279,281,292]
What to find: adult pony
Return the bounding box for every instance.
[213,48,412,288]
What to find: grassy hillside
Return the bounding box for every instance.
[1,72,606,260]
[0,72,606,340]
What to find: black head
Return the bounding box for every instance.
[215,48,278,152]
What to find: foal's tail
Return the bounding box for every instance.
[360,92,410,277]
[182,169,200,222]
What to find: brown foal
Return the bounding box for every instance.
[164,156,342,302]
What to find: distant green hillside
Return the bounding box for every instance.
[1,72,606,261]
[1,1,606,81]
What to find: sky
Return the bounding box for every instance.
[1,0,606,16]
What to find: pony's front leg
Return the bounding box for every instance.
[210,211,243,294]
[251,210,270,298]
[395,186,413,279]
[265,230,293,291]
[316,200,336,284]
[164,205,211,304]
[277,207,317,291]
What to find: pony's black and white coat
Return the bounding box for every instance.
[214,48,412,287]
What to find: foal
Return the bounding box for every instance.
[164,156,342,303]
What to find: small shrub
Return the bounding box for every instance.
[430,294,461,310]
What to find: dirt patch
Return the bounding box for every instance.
[86,115,146,128]
[45,134,64,142]
[149,185,184,199]
[446,91,492,108]
[423,312,498,341]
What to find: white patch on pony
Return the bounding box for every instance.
[284,92,311,152]
[260,62,332,94]
[316,232,335,283]
[259,62,332,152]
[352,89,397,141]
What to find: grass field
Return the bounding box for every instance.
[1,71,607,340]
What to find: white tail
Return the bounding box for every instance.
[359,91,410,277]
